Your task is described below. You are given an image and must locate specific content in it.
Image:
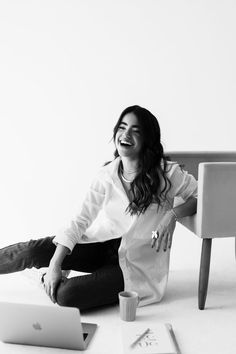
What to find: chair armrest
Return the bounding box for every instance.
[178,214,197,234]
[173,196,198,235]
[195,162,236,238]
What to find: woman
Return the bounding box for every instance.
[0,105,197,310]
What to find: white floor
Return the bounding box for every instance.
[1,224,236,354]
[1,260,236,354]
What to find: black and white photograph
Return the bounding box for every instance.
[0,1,236,353]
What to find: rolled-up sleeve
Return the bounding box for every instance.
[53,174,106,252]
[168,163,198,201]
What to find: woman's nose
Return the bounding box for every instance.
[123,129,132,138]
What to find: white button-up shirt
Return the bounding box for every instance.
[54,157,197,306]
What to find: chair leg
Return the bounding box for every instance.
[235,237,236,259]
[198,238,212,310]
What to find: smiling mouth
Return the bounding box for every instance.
[119,139,133,147]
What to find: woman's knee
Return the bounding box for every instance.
[55,268,124,311]
[55,276,106,310]
[25,237,55,268]
[55,278,78,308]
[55,279,117,311]
[55,279,91,311]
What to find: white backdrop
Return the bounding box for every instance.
[0,0,235,269]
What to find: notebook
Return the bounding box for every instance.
[121,322,181,354]
[0,301,97,350]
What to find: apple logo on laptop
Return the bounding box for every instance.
[32,322,42,330]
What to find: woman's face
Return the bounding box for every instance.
[115,112,143,159]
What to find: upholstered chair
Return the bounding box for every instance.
[167,152,236,310]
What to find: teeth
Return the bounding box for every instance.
[120,140,132,146]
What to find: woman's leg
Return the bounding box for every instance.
[0,236,121,275]
[0,235,124,310]
[55,238,124,310]
[56,263,124,311]
[62,237,122,272]
[0,237,56,274]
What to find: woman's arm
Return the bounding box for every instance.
[151,196,197,252]
[44,172,106,303]
[53,173,106,252]
[172,196,197,218]
[43,244,70,303]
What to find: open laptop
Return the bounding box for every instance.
[0,301,97,350]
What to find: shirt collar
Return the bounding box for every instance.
[103,157,121,180]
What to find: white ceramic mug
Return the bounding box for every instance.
[118,291,139,321]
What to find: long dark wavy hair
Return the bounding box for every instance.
[112,105,171,215]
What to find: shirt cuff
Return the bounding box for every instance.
[53,235,76,254]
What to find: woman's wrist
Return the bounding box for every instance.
[49,244,69,268]
[49,260,62,269]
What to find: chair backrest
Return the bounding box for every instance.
[167,151,236,237]
[197,162,236,237]
[166,151,236,179]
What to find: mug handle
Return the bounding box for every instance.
[137,296,140,306]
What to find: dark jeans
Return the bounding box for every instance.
[0,236,124,310]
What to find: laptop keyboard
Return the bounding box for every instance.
[83,332,88,340]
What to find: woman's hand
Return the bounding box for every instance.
[43,265,62,303]
[151,211,176,252]
[42,243,70,303]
